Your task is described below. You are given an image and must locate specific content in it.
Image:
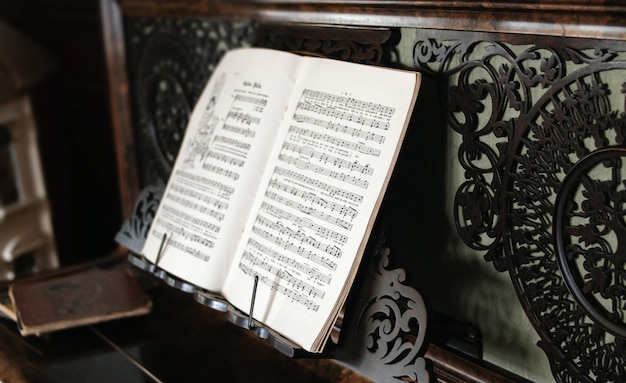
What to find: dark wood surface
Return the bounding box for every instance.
[0,261,523,382]
[101,0,142,217]
[117,0,626,40]
[0,273,372,383]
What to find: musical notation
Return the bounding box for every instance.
[264,189,353,231]
[169,184,228,210]
[202,162,240,181]
[223,123,256,138]
[296,101,390,130]
[234,94,268,106]
[239,263,320,311]
[301,89,395,118]
[251,225,338,270]
[254,215,342,259]
[278,154,369,189]
[150,229,211,262]
[175,169,235,199]
[288,125,381,156]
[164,192,225,223]
[205,150,245,167]
[273,166,363,203]
[268,178,357,220]
[282,142,374,176]
[214,135,251,151]
[159,204,221,235]
[260,202,348,245]
[227,110,261,125]
[241,251,326,298]
[293,114,386,144]
[246,238,333,285]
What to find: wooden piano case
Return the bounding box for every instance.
[102,1,626,382]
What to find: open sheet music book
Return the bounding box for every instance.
[140,47,421,353]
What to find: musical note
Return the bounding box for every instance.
[158,205,221,234]
[300,89,395,119]
[264,190,353,231]
[288,125,381,156]
[168,184,228,210]
[214,135,252,151]
[239,263,320,311]
[296,101,390,130]
[201,163,240,181]
[223,123,256,138]
[260,202,348,244]
[273,166,363,203]
[246,238,333,284]
[241,251,326,298]
[250,225,338,270]
[205,150,245,167]
[254,215,342,259]
[292,115,386,144]
[227,110,261,125]
[278,154,369,189]
[150,220,213,261]
[174,169,235,199]
[281,142,374,176]
[268,178,358,220]
[234,94,268,106]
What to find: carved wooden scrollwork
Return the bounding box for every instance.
[413,32,626,382]
[335,232,429,383]
[115,184,164,254]
[124,17,257,186]
[255,24,399,65]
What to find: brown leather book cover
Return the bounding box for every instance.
[9,266,152,336]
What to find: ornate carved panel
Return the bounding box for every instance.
[413,31,626,382]
[115,184,163,254]
[255,24,399,66]
[334,232,429,383]
[124,17,257,186]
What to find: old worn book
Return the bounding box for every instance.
[9,266,152,336]
[140,47,421,353]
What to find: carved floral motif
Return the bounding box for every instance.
[335,233,429,383]
[255,25,397,65]
[124,17,257,186]
[115,184,164,254]
[413,33,626,382]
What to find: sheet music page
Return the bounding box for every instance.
[222,56,420,352]
[141,48,300,291]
